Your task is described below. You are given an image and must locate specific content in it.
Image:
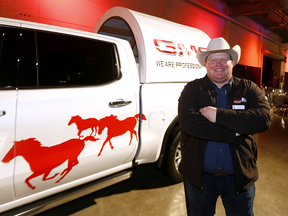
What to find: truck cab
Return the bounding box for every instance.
[0,7,210,215]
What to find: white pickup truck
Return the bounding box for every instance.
[0,7,210,215]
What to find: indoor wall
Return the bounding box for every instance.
[0,0,287,86]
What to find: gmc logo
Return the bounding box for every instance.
[153,39,207,57]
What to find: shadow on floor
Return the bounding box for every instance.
[36,165,180,216]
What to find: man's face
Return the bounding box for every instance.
[204,52,234,88]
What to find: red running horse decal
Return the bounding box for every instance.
[68,115,99,138]
[97,113,147,156]
[1,136,98,190]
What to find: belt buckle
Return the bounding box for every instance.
[214,173,228,177]
[204,172,233,177]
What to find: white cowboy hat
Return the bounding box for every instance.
[197,37,241,67]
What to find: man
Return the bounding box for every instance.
[178,37,271,216]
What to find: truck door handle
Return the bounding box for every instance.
[109,100,132,108]
[0,111,6,116]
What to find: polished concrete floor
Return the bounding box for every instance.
[37,110,288,216]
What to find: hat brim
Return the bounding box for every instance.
[197,45,241,67]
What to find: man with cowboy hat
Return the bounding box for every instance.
[178,37,271,216]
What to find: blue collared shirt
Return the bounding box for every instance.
[203,79,234,175]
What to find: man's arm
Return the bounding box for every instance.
[178,81,236,143]
[216,82,270,134]
[200,106,241,136]
[199,106,216,123]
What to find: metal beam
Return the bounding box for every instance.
[230,0,288,16]
[265,25,288,29]
[186,0,287,47]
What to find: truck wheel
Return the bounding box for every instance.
[165,125,183,182]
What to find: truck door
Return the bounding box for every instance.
[2,27,138,199]
[0,26,21,206]
[0,90,17,206]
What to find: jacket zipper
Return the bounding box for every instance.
[207,90,217,106]
[200,90,216,193]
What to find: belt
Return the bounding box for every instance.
[204,172,234,177]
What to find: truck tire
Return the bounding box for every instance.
[165,125,183,182]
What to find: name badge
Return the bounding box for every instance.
[232,105,245,110]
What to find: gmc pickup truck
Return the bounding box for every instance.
[0,7,210,215]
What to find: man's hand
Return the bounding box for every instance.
[200,106,217,123]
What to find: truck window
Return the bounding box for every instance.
[0,26,19,88]
[36,31,119,87]
[0,26,37,88]
[0,25,120,89]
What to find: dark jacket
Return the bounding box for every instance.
[178,75,271,194]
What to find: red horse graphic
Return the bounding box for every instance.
[97,113,147,156]
[68,115,99,138]
[1,136,98,190]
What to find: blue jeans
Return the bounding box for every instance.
[184,174,255,216]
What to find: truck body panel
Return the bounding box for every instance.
[136,83,186,164]
[0,7,210,214]
[95,6,210,83]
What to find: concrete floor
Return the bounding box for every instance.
[37,111,288,216]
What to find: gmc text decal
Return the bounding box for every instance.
[154,39,206,70]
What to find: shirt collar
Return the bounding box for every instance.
[210,76,233,90]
